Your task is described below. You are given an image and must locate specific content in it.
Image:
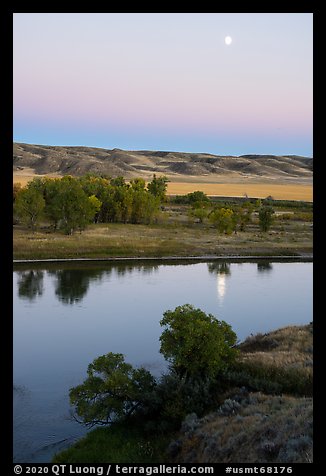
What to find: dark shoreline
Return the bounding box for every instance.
[13,254,313,265]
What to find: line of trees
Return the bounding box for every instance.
[13,174,169,234]
[13,173,275,234]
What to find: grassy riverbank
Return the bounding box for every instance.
[52,324,313,464]
[13,207,312,260]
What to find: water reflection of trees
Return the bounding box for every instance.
[15,263,176,305]
[114,264,159,277]
[207,262,231,276]
[17,270,44,300]
[48,269,95,305]
[257,262,273,273]
[47,263,160,305]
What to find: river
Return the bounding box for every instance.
[13,259,313,463]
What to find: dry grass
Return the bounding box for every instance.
[169,392,313,463]
[168,324,313,463]
[230,325,313,396]
[13,169,62,186]
[238,324,313,368]
[13,224,194,260]
[13,217,313,260]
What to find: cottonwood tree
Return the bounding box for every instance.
[259,205,275,232]
[236,201,254,232]
[14,186,45,230]
[69,353,156,427]
[186,190,210,204]
[159,304,238,380]
[130,189,160,224]
[44,176,98,234]
[147,174,169,202]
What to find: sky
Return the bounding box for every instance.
[13,13,313,156]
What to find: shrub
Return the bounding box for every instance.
[209,207,236,234]
[160,304,238,380]
[223,361,312,397]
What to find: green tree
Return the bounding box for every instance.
[95,184,117,223]
[26,176,48,197]
[130,178,146,191]
[41,178,62,229]
[113,186,133,223]
[235,201,254,232]
[78,175,112,223]
[14,186,45,229]
[259,205,275,232]
[69,353,156,427]
[159,304,238,380]
[188,202,209,224]
[209,207,236,234]
[110,176,128,188]
[186,190,210,204]
[147,174,169,202]
[44,176,97,234]
[88,195,102,222]
[78,175,110,198]
[130,189,160,224]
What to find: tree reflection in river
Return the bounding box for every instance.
[14,261,275,305]
[257,261,274,273]
[17,270,44,301]
[207,261,231,276]
[16,263,161,304]
[48,269,99,305]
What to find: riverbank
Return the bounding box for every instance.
[13,255,313,264]
[52,323,313,464]
[13,217,312,261]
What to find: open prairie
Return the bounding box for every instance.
[13,170,312,202]
[166,181,312,202]
[13,168,62,186]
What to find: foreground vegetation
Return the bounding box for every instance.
[170,323,313,463]
[53,321,312,464]
[169,393,312,463]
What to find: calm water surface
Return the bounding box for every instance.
[13,260,313,463]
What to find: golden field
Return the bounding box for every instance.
[167,181,312,202]
[13,171,313,202]
[13,169,61,186]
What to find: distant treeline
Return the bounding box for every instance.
[171,193,313,209]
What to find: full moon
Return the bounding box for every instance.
[225,36,232,45]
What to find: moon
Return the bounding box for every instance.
[225,36,232,46]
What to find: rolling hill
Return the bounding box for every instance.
[13,143,313,184]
